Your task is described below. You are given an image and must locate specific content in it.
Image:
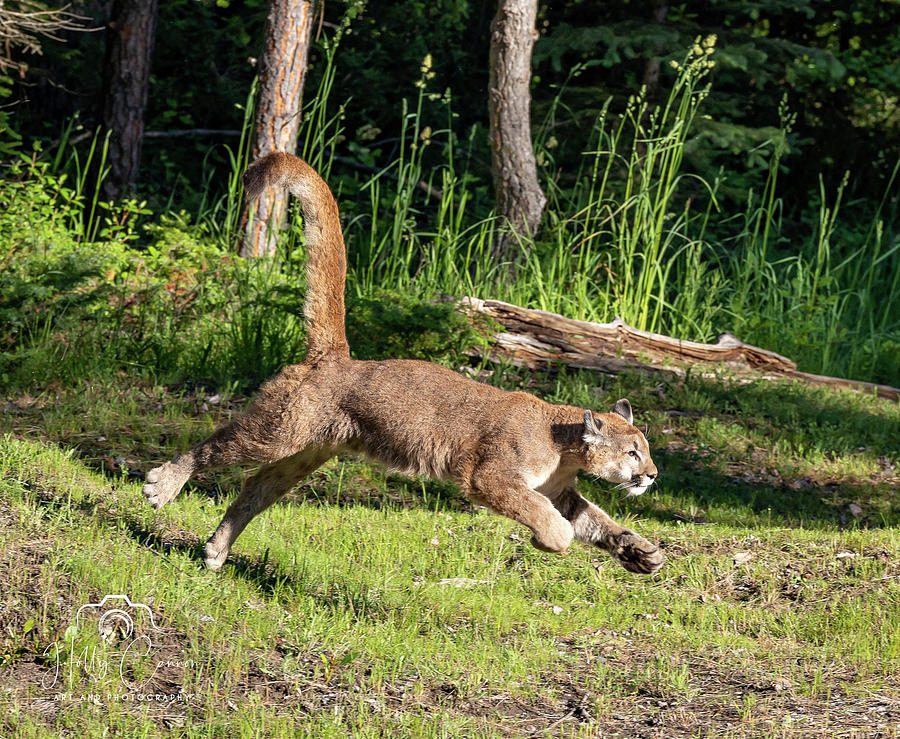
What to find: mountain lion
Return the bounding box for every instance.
[142,153,664,575]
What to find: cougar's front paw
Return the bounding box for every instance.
[142,462,189,510]
[608,531,665,574]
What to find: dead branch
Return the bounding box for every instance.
[461,297,899,402]
[0,2,93,76]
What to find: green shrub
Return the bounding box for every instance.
[346,289,486,364]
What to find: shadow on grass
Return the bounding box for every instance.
[26,481,402,615]
[580,445,899,531]
[114,517,398,620]
[637,373,898,464]
[281,471,474,514]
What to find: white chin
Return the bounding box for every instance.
[626,485,649,497]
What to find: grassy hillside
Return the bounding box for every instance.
[1,363,898,737]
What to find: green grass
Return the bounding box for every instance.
[1,366,898,737]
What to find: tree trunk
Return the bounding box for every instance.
[488,0,546,263]
[239,0,314,258]
[100,0,159,201]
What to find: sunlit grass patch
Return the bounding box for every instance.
[1,387,899,736]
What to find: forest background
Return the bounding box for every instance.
[2,0,899,389]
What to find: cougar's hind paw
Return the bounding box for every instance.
[142,462,189,510]
[203,540,229,571]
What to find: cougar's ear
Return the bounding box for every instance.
[612,398,633,425]
[583,410,604,444]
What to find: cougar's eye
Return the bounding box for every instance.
[628,450,640,460]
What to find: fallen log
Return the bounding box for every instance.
[461,297,900,403]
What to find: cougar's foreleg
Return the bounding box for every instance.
[552,488,664,574]
[466,466,574,554]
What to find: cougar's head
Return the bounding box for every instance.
[581,399,658,496]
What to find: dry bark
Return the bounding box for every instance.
[100,0,159,201]
[239,0,314,258]
[488,0,545,261]
[462,297,900,402]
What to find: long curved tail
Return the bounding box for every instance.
[242,152,350,362]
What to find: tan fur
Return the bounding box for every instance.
[143,154,664,575]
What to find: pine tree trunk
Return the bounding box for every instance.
[239,0,314,258]
[488,0,545,263]
[100,0,159,201]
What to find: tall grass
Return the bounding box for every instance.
[4,33,898,387]
[327,38,899,384]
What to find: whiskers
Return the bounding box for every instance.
[589,475,649,498]
[614,480,647,497]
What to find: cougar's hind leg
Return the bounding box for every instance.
[142,379,320,511]
[143,420,264,510]
[204,447,332,571]
[552,488,664,574]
